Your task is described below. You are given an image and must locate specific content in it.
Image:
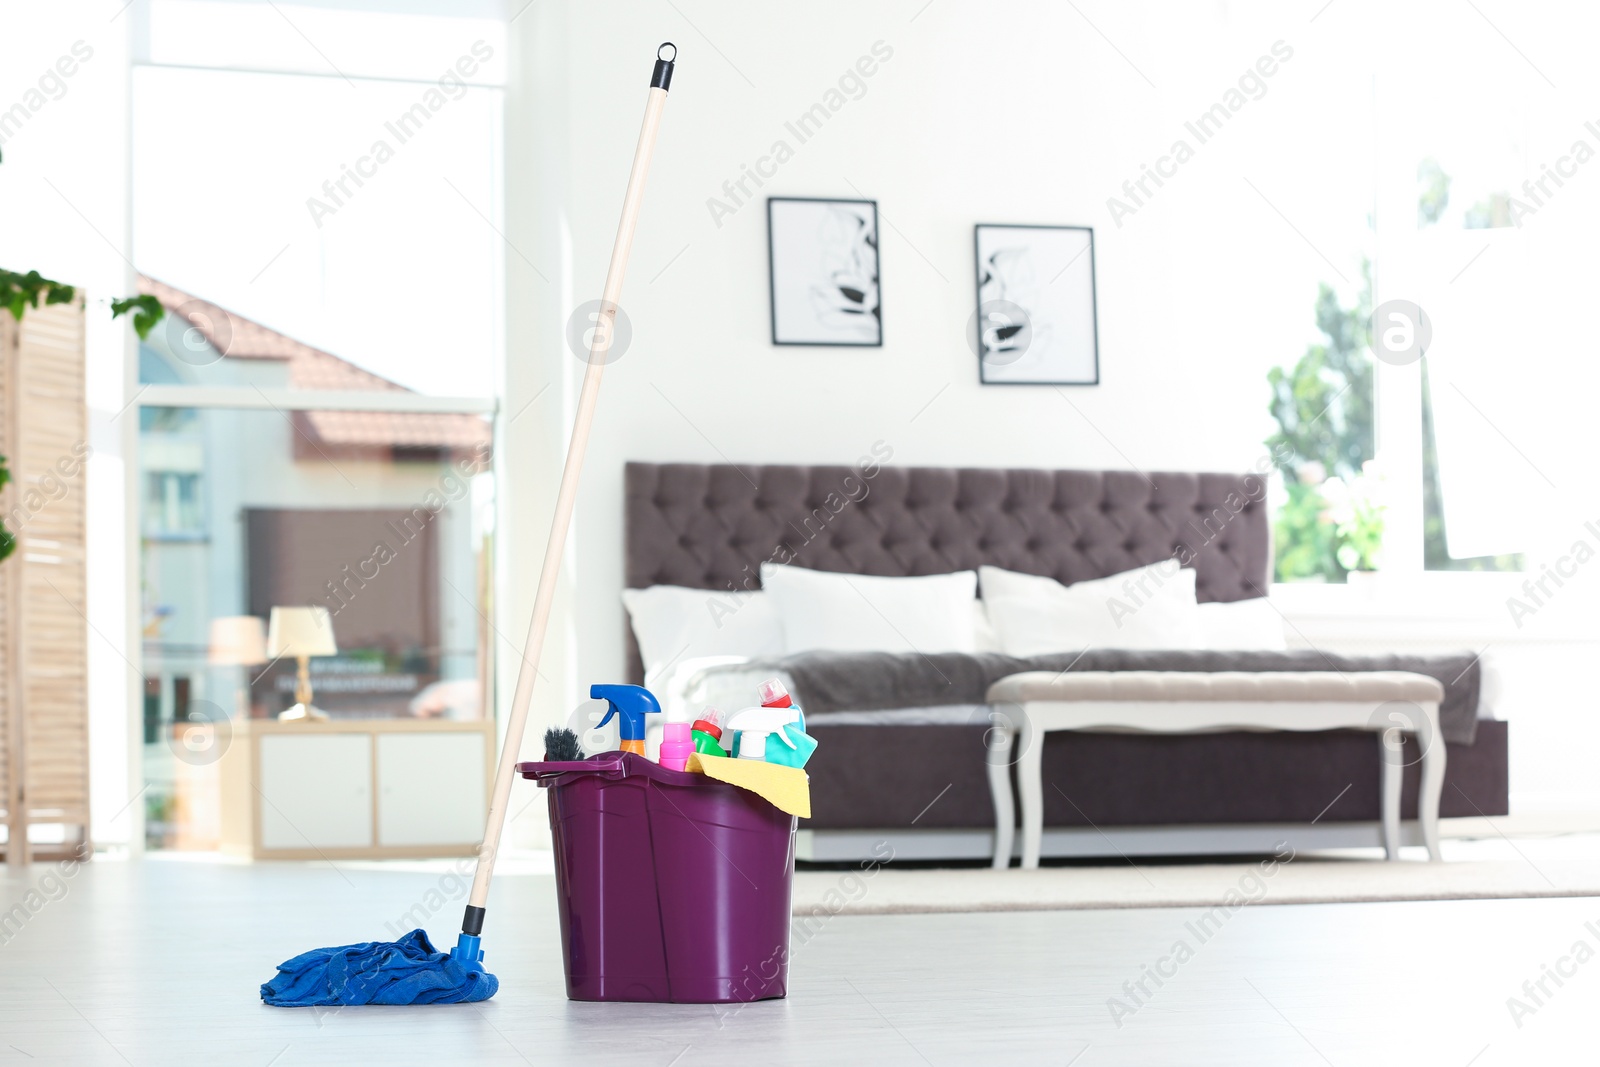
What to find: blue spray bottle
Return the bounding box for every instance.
[590,684,661,757]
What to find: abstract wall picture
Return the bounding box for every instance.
[768,197,882,346]
[973,224,1099,384]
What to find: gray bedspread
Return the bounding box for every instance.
[777,649,1484,745]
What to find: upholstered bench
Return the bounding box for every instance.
[983,670,1447,868]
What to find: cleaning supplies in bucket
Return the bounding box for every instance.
[591,683,660,756]
[688,750,811,818]
[725,677,818,769]
[544,726,584,762]
[513,674,818,1003]
[756,677,794,708]
[521,752,796,1003]
[728,706,800,760]
[659,721,695,771]
[691,707,726,755]
[572,676,816,819]
[727,706,819,769]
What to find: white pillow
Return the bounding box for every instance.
[1196,598,1287,650]
[979,563,1200,656]
[760,563,979,655]
[971,599,1002,653]
[622,585,785,676]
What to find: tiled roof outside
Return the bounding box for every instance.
[138,276,491,454]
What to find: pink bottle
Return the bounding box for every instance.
[659,722,695,771]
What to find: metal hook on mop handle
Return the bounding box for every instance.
[451,42,676,967]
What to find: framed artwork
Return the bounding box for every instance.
[973,224,1099,385]
[767,197,882,346]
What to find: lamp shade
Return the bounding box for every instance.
[267,606,338,659]
[207,616,267,666]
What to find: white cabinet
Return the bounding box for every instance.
[221,720,494,859]
[376,732,487,847]
[259,733,374,850]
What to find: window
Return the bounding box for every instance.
[1359,2,1597,579]
[1267,3,1600,582]
[129,2,505,850]
[130,4,505,400]
[143,472,204,539]
[1405,91,1531,574]
[1421,361,1521,573]
[138,403,496,849]
[1266,272,1377,582]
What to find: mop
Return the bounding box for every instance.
[261,42,677,1008]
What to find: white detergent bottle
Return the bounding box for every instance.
[726,706,799,760]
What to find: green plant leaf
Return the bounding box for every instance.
[110,293,165,340]
[1,267,75,321]
[3,268,162,339]
[0,454,10,564]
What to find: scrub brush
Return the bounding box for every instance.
[544,727,584,762]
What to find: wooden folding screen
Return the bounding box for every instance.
[0,296,90,865]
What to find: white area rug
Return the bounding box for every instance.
[792,837,1600,915]
[143,835,1600,915]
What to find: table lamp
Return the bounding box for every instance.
[208,616,267,718]
[267,606,338,721]
[209,616,266,665]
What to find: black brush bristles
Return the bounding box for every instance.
[544,726,584,762]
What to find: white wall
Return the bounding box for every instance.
[501,0,1374,748]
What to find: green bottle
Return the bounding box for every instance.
[690,708,725,756]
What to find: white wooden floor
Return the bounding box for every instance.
[0,857,1593,1065]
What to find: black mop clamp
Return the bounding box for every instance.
[652,42,676,91]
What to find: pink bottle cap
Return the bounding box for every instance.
[757,678,792,708]
[659,721,694,770]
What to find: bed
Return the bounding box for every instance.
[624,462,1510,862]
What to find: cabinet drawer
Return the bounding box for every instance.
[258,733,374,850]
[376,731,487,847]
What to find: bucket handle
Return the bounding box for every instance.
[518,756,629,784]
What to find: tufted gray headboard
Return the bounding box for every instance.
[624,462,1270,683]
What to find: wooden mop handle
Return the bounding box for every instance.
[461,44,676,938]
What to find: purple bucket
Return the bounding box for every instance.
[518,752,796,1003]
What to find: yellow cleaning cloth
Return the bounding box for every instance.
[687,752,811,818]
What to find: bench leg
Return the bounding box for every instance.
[1420,716,1446,862]
[987,720,1015,869]
[1019,714,1044,870]
[1380,728,1401,860]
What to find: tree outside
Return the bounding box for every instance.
[1265,268,1378,582]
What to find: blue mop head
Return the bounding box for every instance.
[260,928,498,1006]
